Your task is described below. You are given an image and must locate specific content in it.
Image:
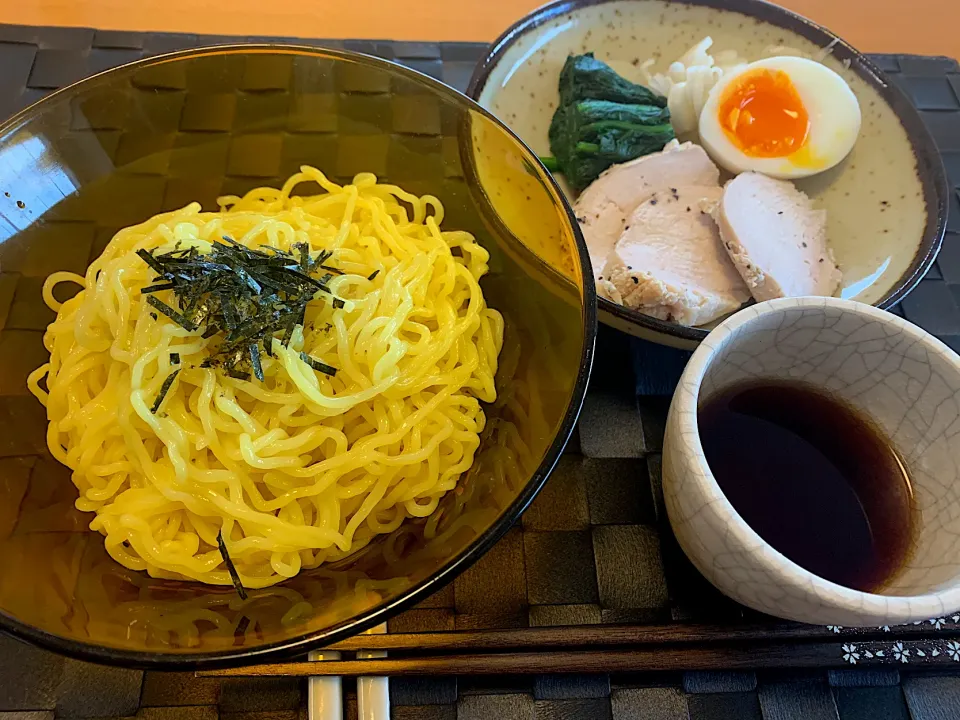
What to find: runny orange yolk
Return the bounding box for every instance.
[718,68,810,158]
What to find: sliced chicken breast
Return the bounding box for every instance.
[599,186,751,326]
[574,141,721,276]
[715,172,842,300]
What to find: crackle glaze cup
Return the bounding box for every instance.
[663,297,960,626]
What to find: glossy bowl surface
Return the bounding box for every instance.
[0,46,596,667]
[468,0,947,348]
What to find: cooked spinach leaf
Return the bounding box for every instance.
[543,53,676,192]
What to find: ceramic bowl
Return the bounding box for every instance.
[662,297,960,626]
[0,46,596,667]
[468,0,947,349]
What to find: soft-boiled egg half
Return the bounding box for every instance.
[698,56,861,179]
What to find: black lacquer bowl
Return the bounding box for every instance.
[0,46,596,667]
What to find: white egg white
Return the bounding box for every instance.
[698,56,861,179]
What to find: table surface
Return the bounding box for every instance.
[1,0,959,61]
[0,9,959,720]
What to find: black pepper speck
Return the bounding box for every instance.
[16,200,25,209]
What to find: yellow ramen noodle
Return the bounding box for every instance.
[27,168,504,589]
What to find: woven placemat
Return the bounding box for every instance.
[0,23,959,720]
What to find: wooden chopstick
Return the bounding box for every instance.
[199,622,960,678]
[198,642,850,677]
[320,621,957,653]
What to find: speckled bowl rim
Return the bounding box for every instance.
[674,296,960,622]
[467,0,948,345]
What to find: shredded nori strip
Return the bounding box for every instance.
[300,351,338,377]
[146,295,198,332]
[136,236,366,381]
[216,530,248,600]
[235,615,251,637]
[142,282,177,294]
[150,369,180,414]
[137,248,166,275]
[249,343,264,382]
[170,353,180,365]
[295,242,310,272]
[367,269,380,281]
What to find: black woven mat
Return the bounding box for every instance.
[1,23,960,720]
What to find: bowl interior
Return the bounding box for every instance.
[472,0,945,341]
[696,301,960,598]
[0,47,593,664]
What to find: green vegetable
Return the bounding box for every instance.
[571,99,671,127]
[543,53,676,192]
[539,155,560,172]
[558,53,667,108]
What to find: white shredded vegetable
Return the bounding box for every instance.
[638,37,840,137]
[639,37,747,136]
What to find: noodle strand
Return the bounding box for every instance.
[28,168,504,589]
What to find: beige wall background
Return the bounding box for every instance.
[1,0,957,61]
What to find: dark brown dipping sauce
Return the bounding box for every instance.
[698,380,915,593]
